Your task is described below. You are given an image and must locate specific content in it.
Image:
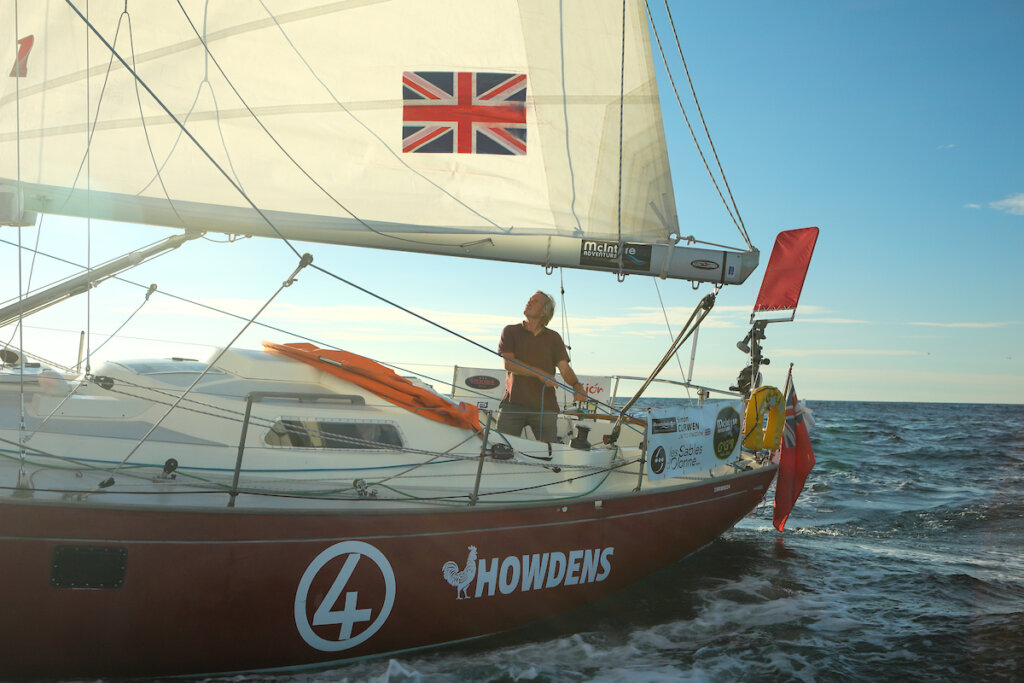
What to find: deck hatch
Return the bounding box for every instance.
[50,545,127,589]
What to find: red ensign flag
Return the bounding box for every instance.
[773,378,815,531]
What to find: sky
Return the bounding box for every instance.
[1,0,1022,404]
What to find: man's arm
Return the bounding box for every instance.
[557,359,587,402]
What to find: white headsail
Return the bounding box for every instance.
[1,0,757,282]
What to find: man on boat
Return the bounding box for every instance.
[497,291,586,442]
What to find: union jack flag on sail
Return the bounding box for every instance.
[773,374,815,532]
[402,71,527,155]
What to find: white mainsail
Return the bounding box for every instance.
[1,0,757,282]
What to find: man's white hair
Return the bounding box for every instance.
[536,291,555,326]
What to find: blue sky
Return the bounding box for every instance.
[2,1,1021,404]
[648,0,1024,404]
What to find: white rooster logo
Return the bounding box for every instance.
[442,545,477,599]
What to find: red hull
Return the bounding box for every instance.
[0,467,775,678]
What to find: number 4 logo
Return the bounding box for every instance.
[294,541,396,652]
[313,554,373,640]
[10,36,34,78]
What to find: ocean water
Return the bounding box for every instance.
[222,401,1024,683]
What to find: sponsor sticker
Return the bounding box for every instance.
[712,406,741,460]
[690,259,720,270]
[442,545,614,599]
[465,375,501,390]
[645,400,743,479]
[579,240,652,271]
[650,446,667,474]
[651,417,678,434]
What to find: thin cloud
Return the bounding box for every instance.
[632,304,752,314]
[798,317,867,324]
[937,143,955,150]
[779,348,920,357]
[990,192,1024,215]
[964,203,982,209]
[118,298,875,354]
[908,321,1017,329]
[134,298,740,344]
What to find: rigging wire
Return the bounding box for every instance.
[82,253,312,497]
[0,392,642,504]
[0,233,643,436]
[63,7,190,227]
[49,1,644,448]
[137,3,248,203]
[611,290,718,437]
[93,373,482,459]
[557,0,584,236]
[251,0,510,238]
[135,78,239,203]
[85,0,93,376]
[172,1,421,243]
[0,434,641,506]
[365,430,480,488]
[558,269,571,354]
[0,237,491,409]
[62,0,517,321]
[13,0,27,481]
[615,0,627,276]
[17,381,85,446]
[308,262,633,425]
[63,0,303,261]
[73,284,157,372]
[1,214,43,351]
[62,5,656,350]
[652,278,692,393]
[0,426,626,484]
[0,238,311,337]
[0,4,769,512]
[643,0,752,249]
[123,9,193,231]
[660,0,750,247]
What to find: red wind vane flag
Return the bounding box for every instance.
[753,226,819,315]
[773,374,815,532]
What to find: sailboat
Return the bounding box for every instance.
[0,1,818,678]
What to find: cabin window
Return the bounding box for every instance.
[264,418,403,450]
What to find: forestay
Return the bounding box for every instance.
[0,0,757,282]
